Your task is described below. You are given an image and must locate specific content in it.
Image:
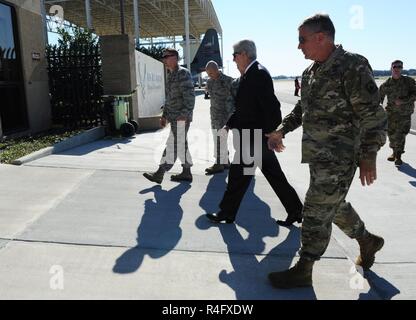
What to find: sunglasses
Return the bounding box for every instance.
[162,54,176,59]
[232,52,241,58]
[298,33,317,44]
[392,65,403,69]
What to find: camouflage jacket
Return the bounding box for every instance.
[162,66,195,123]
[278,45,387,164]
[206,72,235,128]
[380,76,416,115]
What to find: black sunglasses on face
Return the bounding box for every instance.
[162,54,176,59]
[299,32,320,44]
[232,52,241,58]
[392,65,403,69]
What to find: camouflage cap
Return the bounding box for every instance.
[391,60,403,67]
[162,48,179,59]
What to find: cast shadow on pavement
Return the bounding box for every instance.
[60,137,136,156]
[398,163,416,188]
[197,174,317,299]
[359,271,401,300]
[112,183,191,274]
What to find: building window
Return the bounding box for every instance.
[0,0,28,135]
[0,2,17,81]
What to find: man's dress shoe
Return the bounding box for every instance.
[206,213,234,224]
[276,214,303,227]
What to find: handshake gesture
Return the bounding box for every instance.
[265,130,285,153]
[265,130,377,187]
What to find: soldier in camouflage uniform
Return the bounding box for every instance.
[380,60,416,166]
[143,48,195,184]
[266,14,387,289]
[205,61,235,175]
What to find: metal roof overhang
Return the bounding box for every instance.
[44,0,222,39]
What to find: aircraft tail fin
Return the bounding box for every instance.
[190,29,222,75]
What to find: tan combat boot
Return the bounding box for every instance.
[387,153,396,162]
[171,167,193,182]
[356,232,384,270]
[143,167,165,184]
[395,153,403,166]
[268,258,314,289]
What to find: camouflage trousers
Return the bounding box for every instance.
[387,112,412,154]
[159,121,193,171]
[299,162,366,261]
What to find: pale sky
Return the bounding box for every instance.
[47,0,415,78]
[212,0,416,77]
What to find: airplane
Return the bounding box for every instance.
[139,29,222,86]
[190,28,222,77]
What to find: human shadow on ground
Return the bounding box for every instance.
[359,270,401,300]
[197,175,316,299]
[398,163,416,188]
[197,175,278,254]
[113,183,191,274]
[218,224,316,300]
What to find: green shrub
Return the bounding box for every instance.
[0,130,83,164]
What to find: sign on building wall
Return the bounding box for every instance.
[135,51,165,118]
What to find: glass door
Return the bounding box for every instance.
[0,1,28,134]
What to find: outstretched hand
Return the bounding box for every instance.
[359,159,377,186]
[265,131,285,152]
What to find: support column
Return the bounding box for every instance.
[133,0,140,48]
[184,0,191,70]
[85,0,93,30]
[120,0,125,34]
[40,0,48,47]
[221,34,224,68]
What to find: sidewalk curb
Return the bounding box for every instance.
[12,127,106,166]
[411,129,416,136]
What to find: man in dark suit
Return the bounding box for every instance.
[206,40,303,226]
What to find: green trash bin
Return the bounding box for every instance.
[113,97,129,130]
[103,95,138,137]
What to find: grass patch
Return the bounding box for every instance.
[0,129,84,164]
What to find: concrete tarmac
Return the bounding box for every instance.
[0,82,414,300]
